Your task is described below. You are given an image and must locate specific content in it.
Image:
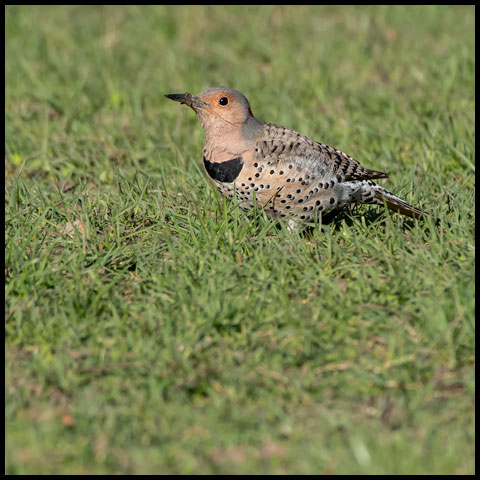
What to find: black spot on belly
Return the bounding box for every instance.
[203,156,243,183]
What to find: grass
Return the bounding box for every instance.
[5,5,475,475]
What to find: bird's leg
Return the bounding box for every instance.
[287,218,299,233]
[318,210,323,232]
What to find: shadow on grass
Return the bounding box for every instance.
[302,205,420,236]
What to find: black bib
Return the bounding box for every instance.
[203,156,243,183]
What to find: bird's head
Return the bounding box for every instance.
[165,87,256,132]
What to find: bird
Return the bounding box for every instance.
[165,87,425,227]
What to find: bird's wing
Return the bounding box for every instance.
[317,144,389,181]
[259,123,388,182]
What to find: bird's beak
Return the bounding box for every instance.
[164,92,208,109]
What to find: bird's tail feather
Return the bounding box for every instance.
[373,187,425,219]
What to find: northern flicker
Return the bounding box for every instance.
[165,87,425,225]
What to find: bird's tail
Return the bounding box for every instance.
[373,185,425,219]
[344,180,427,219]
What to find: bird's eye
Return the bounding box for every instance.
[219,97,228,106]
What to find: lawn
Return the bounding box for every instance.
[5,5,475,474]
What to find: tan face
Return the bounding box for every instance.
[195,90,254,126]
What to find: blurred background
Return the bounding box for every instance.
[6,5,474,181]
